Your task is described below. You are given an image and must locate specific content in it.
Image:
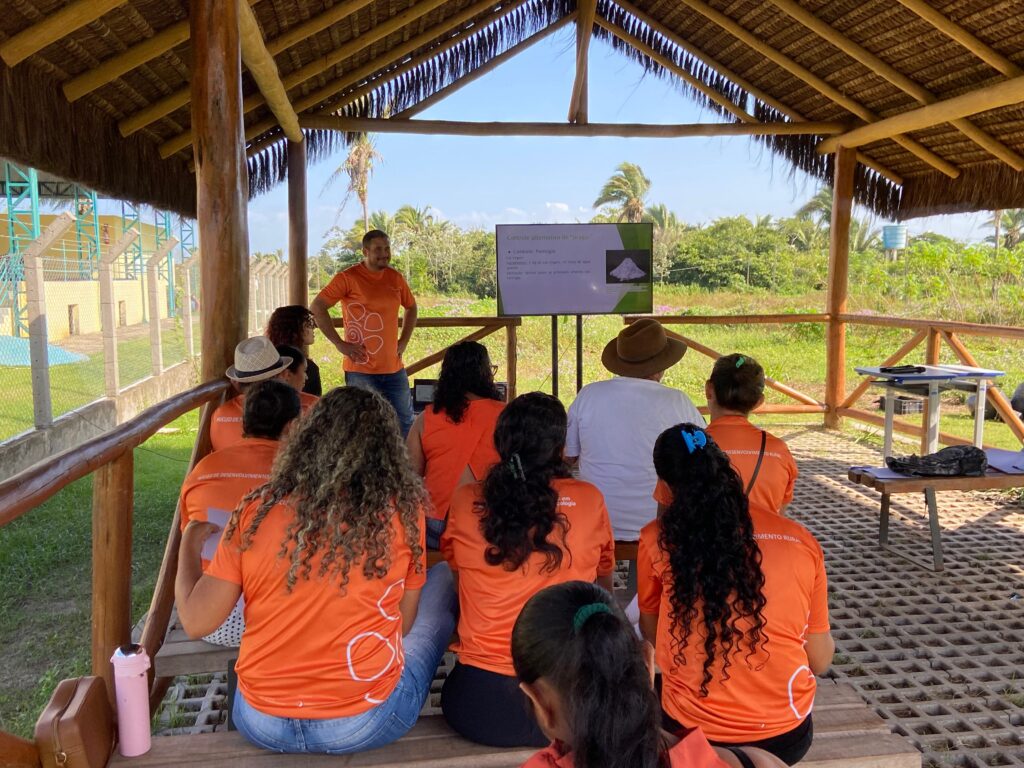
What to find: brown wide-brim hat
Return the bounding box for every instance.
[602,318,687,378]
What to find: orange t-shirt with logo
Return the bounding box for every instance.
[206,499,426,718]
[178,437,281,568]
[637,506,829,742]
[316,263,415,375]
[705,416,797,515]
[522,728,729,767]
[210,391,318,451]
[421,398,505,520]
[442,477,615,676]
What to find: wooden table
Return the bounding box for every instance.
[848,467,1024,571]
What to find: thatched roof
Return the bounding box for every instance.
[1,0,1023,219]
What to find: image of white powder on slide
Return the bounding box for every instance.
[606,249,652,284]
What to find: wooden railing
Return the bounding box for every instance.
[627,313,1024,449]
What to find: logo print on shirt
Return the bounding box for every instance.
[345,302,384,358]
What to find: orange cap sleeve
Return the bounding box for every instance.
[397,273,415,309]
[806,539,830,633]
[637,525,662,615]
[315,271,349,307]
[653,478,673,507]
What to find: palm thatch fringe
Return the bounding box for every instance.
[594,1,902,219]
[246,0,573,196]
[0,63,196,216]
[900,163,1024,219]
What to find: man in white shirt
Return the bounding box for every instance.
[566,318,704,544]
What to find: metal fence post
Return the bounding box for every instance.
[182,252,199,360]
[100,229,140,397]
[147,238,178,377]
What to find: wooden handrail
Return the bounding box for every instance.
[330,316,523,328]
[627,313,828,325]
[0,379,230,528]
[839,314,1024,340]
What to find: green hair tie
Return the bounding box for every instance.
[572,602,611,633]
[735,355,746,368]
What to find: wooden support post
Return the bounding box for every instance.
[288,139,308,306]
[146,238,178,378]
[192,0,250,382]
[825,147,857,429]
[23,213,74,429]
[100,229,140,397]
[569,0,596,123]
[506,323,518,400]
[92,450,134,709]
[181,253,198,359]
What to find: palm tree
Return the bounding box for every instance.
[643,203,682,236]
[850,218,881,252]
[594,162,651,223]
[986,208,1024,250]
[796,188,833,225]
[322,133,382,231]
[754,214,774,230]
[989,209,1003,256]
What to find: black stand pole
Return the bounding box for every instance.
[551,314,559,398]
[576,314,583,393]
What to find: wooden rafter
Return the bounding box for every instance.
[676,0,960,178]
[299,116,850,137]
[611,0,902,184]
[217,0,536,161]
[818,75,1024,154]
[237,2,301,143]
[0,0,126,67]
[892,0,1022,78]
[766,0,1024,170]
[157,0,451,155]
[62,21,188,102]
[568,0,597,124]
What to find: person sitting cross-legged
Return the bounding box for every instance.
[175,387,457,755]
[440,392,615,748]
[178,379,300,646]
[639,424,834,766]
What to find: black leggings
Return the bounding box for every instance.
[663,711,813,766]
[440,661,548,748]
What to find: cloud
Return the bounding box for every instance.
[544,201,570,212]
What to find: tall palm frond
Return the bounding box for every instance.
[321,133,383,231]
[594,162,651,223]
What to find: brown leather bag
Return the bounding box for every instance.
[34,677,114,768]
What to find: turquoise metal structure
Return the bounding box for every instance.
[2,162,41,337]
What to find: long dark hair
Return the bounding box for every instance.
[652,423,767,696]
[432,340,502,423]
[480,392,570,572]
[513,582,664,768]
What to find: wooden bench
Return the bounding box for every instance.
[108,682,919,767]
[156,542,642,678]
[848,468,1024,572]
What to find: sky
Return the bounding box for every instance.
[246,26,996,255]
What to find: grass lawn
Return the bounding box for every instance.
[0,412,197,738]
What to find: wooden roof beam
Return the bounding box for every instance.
[0,0,126,67]
[238,1,301,143]
[818,74,1024,153]
[892,0,1022,78]
[766,0,1024,170]
[119,0,371,137]
[157,0,451,155]
[611,0,902,184]
[569,0,597,124]
[299,116,850,137]
[675,0,960,178]
[63,21,189,102]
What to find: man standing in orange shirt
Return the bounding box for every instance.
[311,230,418,435]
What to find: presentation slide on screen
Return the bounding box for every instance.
[496,223,654,316]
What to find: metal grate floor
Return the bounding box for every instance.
[155,425,1024,767]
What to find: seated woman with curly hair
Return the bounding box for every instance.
[175,387,456,754]
[639,424,834,766]
[406,340,506,548]
[266,305,321,395]
[440,392,615,748]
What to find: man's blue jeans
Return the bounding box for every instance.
[232,563,457,754]
[345,369,415,437]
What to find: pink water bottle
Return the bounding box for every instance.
[110,643,152,757]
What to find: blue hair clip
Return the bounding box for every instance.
[681,429,707,453]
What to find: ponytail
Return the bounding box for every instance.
[512,582,664,768]
[480,392,571,571]
[653,423,767,696]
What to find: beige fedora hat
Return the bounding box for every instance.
[601,318,687,378]
[225,336,292,382]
